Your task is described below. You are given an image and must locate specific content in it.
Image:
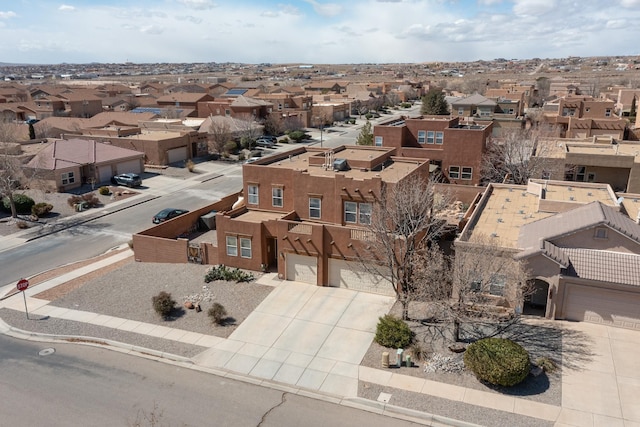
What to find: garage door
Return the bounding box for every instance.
[116,159,142,175]
[329,259,394,296]
[564,284,640,330]
[97,165,113,183]
[167,147,188,164]
[286,253,317,284]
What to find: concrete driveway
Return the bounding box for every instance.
[556,321,640,427]
[192,280,395,397]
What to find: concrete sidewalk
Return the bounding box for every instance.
[1,251,639,426]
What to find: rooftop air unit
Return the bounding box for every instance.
[333,158,349,171]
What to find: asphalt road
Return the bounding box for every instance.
[0,335,419,427]
[0,171,243,288]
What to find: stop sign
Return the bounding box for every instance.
[16,278,29,291]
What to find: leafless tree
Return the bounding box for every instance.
[384,92,400,107]
[282,115,304,133]
[364,173,452,320]
[352,99,370,118]
[235,113,262,149]
[408,235,531,343]
[481,123,562,185]
[0,120,27,218]
[263,113,283,136]
[207,117,231,155]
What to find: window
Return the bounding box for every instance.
[344,201,357,223]
[605,108,611,117]
[576,166,586,182]
[435,131,444,144]
[374,136,383,147]
[240,237,252,258]
[562,108,575,117]
[458,107,464,116]
[225,109,231,116]
[587,172,596,182]
[61,171,75,185]
[489,275,506,296]
[309,197,321,219]
[359,203,372,224]
[248,185,259,205]
[226,236,237,257]
[461,167,473,180]
[449,166,460,179]
[417,130,426,144]
[426,131,435,144]
[594,228,608,239]
[272,187,283,207]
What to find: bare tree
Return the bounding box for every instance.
[235,113,262,149]
[352,99,370,118]
[365,174,452,320]
[282,115,304,133]
[481,123,562,185]
[408,235,531,343]
[207,117,231,155]
[263,113,283,136]
[0,120,26,218]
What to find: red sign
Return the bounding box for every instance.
[17,278,29,292]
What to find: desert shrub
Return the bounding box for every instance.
[464,338,530,387]
[365,113,373,120]
[224,141,238,154]
[98,186,110,195]
[374,314,413,349]
[237,152,245,161]
[2,194,35,214]
[152,291,176,319]
[408,342,428,362]
[31,202,53,217]
[281,136,290,143]
[186,159,195,172]
[287,130,308,142]
[208,303,228,325]
[204,265,254,283]
[16,221,30,229]
[535,356,558,373]
[349,119,356,124]
[67,193,101,208]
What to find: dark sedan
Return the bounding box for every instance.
[152,208,189,224]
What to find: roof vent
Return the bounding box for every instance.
[490,233,498,238]
[497,218,503,223]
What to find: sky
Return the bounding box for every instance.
[1,0,640,65]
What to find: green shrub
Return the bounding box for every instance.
[237,153,246,161]
[224,141,238,154]
[67,193,101,208]
[98,186,110,195]
[281,136,290,143]
[364,113,373,120]
[349,119,356,124]
[31,202,53,217]
[2,194,35,214]
[204,265,254,283]
[464,338,530,387]
[374,314,413,349]
[208,303,228,325]
[287,130,308,142]
[152,291,176,319]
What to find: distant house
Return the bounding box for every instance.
[26,138,144,191]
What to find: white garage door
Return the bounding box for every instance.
[564,284,640,330]
[116,159,142,175]
[329,259,394,296]
[97,165,113,183]
[286,253,317,284]
[167,147,188,164]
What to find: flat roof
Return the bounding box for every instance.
[466,180,619,248]
[230,210,284,224]
[263,151,422,183]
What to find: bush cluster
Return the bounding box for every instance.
[204,265,254,283]
[67,193,100,208]
[374,314,413,349]
[208,303,228,325]
[98,186,110,195]
[2,194,35,214]
[463,338,530,387]
[31,202,53,217]
[152,291,176,319]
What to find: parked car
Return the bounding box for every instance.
[111,173,142,187]
[261,135,277,143]
[244,157,261,164]
[152,208,189,224]
[255,137,275,148]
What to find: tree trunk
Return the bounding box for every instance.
[453,318,461,342]
[8,192,17,218]
[400,295,409,321]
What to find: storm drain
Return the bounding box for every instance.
[38,348,55,356]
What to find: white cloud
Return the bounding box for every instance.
[606,19,627,29]
[58,5,76,12]
[176,15,203,24]
[512,0,557,16]
[177,0,217,10]
[478,0,502,5]
[0,11,17,19]
[140,25,165,35]
[303,0,342,17]
[620,0,640,6]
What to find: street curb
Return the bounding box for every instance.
[0,318,470,427]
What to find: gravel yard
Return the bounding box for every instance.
[359,301,563,407]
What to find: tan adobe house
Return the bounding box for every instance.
[542,96,628,139]
[196,95,273,120]
[373,116,492,186]
[56,91,103,118]
[458,179,640,330]
[25,138,144,191]
[133,145,432,296]
[447,93,524,137]
[534,136,640,193]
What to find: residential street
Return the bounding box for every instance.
[0,334,420,427]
